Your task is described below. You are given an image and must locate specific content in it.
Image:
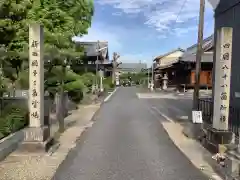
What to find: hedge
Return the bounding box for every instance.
[0,103,28,139]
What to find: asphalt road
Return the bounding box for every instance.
[144,95,193,124]
[52,87,208,180]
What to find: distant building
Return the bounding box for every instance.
[79,41,109,62]
[118,63,147,74]
[74,41,112,77]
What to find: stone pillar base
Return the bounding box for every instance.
[205,127,233,153]
[17,126,53,153]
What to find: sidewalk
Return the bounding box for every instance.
[0,103,100,180]
[162,121,223,180]
[145,93,223,179]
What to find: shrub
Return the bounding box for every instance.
[109,83,115,88]
[64,79,87,103]
[103,77,115,90]
[16,70,29,89]
[81,72,96,92]
[103,83,110,90]
[0,103,28,139]
[67,90,84,103]
[64,71,81,83]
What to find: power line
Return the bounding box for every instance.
[164,0,189,37]
[173,0,189,27]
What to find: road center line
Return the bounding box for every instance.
[104,87,119,102]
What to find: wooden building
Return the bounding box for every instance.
[153,48,184,88]
[74,41,113,77]
[154,36,214,90]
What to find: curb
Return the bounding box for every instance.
[0,130,24,161]
[103,87,119,102]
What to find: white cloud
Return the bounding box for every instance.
[174,26,198,37]
[112,12,123,16]
[96,0,214,37]
[73,23,122,52]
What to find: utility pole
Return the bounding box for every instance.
[147,67,150,88]
[151,61,154,91]
[112,52,120,85]
[95,40,100,90]
[193,0,205,110]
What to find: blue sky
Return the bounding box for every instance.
[75,0,215,66]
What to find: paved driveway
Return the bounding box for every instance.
[52,87,208,180]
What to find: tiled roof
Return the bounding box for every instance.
[186,35,214,54]
[180,52,213,63]
[153,48,185,61]
[159,57,181,67]
[179,35,214,63]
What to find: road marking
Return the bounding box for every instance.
[137,93,178,99]
[168,103,186,114]
[104,87,119,102]
[150,106,174,123]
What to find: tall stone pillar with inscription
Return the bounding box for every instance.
[19,24,52,152]
[206,27,233,153]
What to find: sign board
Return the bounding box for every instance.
[99,70,103,77]
[213,27,233,130]
[235,92,240,98]
[218,144,227,155]
[192,111,203,124]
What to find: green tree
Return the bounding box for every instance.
[27,0,93,61]
[0,0,31,51]
[27,0,94,93]
[0,0,31,93]
[0,0,94,97]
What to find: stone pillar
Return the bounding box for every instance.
[162,73,168,90]
[213,27,232,130]
[206,27,233,153]
[99,69,104,92]
[19,24,53,152]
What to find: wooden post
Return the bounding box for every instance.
[193,0,205,110]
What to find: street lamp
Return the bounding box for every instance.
[147,66,150,89]
[112,52,120,86]
[95,42,108,92]
[95,41,100,90]
[207,0,220,9]
[151,60,154,91]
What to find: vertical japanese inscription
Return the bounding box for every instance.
[29,24,44,127]
[213,27,233,130]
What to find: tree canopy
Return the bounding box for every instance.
[0,0,94,93]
